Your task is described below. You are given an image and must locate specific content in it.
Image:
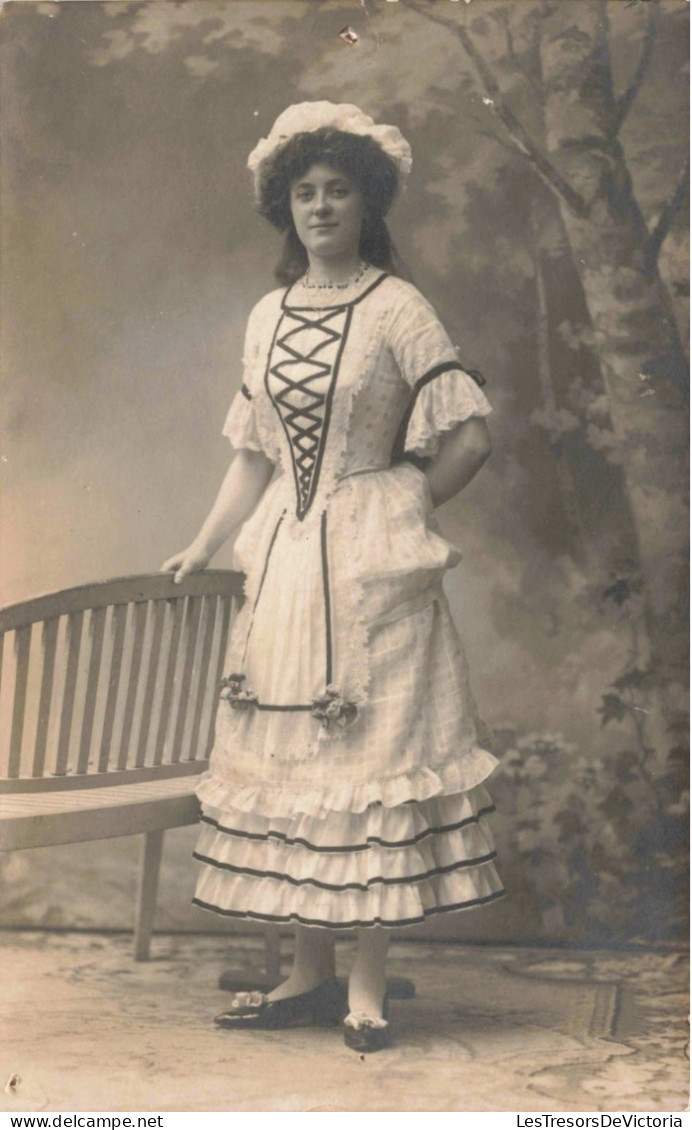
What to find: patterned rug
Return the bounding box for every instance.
[1,932,687,1113]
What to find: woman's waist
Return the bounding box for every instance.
[261,459,423,510]
[336,457,428,484]
[337,462,391,483]
[239,461,436,554]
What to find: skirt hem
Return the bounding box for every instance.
[191,887,507,931]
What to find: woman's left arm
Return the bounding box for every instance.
[424,417,492,507]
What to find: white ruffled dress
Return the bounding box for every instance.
[193,267,506,928]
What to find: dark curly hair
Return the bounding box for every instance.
[256,128,408,284]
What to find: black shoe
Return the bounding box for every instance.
[214,976,347,1030]
[343,1013,391,1053]
[343,999,391,1053]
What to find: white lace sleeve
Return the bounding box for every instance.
[222,387,263,452]
[405,367,492,459]
[389,289,460,387]
[221,308,263,452]
[389,286,491,459]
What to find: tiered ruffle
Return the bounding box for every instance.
[195,751,500,820]
[192,786,505,929]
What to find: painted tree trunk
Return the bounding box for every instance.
[530,204,590,568]
[540,7,688,686]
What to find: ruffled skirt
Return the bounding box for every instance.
[192,463,505,929]
[193,787,504,929]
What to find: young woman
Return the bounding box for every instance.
[162,102,505,1052]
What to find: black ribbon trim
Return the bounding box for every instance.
[391,360,487,464]
[321,511,333,686]
[192,849,498,892]
[191,887,507,929]
[199,805,497,854]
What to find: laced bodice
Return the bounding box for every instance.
[225,268,492,525]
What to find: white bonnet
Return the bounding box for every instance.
[247,101,412,197]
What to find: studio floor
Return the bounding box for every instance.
[0,931,688,1113]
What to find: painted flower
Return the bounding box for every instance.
[220,672,258,711]
[311,684,358,732]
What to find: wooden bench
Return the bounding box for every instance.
[0,570,278,974]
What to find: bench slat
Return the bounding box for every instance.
[171,596,204,764]
[152,597,185,766]
[55,612,84,776]
[117,601,148,770]
[8,627,32,778]
[98,603,128,772]
[76,607,107,773]
[188,596,217,762]
[32,618,59,778]
[205,595,232,754]
[135,599,166,768]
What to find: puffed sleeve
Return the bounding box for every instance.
[221,310,263,452]
[390,289,492,460]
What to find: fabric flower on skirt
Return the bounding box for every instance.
[311,684,358,733]
[220,673,258,710]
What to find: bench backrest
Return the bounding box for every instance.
[0,571,243,794]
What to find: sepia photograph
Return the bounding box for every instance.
[0,0,689,1115]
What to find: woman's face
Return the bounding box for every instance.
[289,164,365,262]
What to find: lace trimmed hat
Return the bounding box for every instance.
[247,101,412,198]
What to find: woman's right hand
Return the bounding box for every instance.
[160,542,211,585]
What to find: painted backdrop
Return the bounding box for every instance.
[1,0,688,944]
